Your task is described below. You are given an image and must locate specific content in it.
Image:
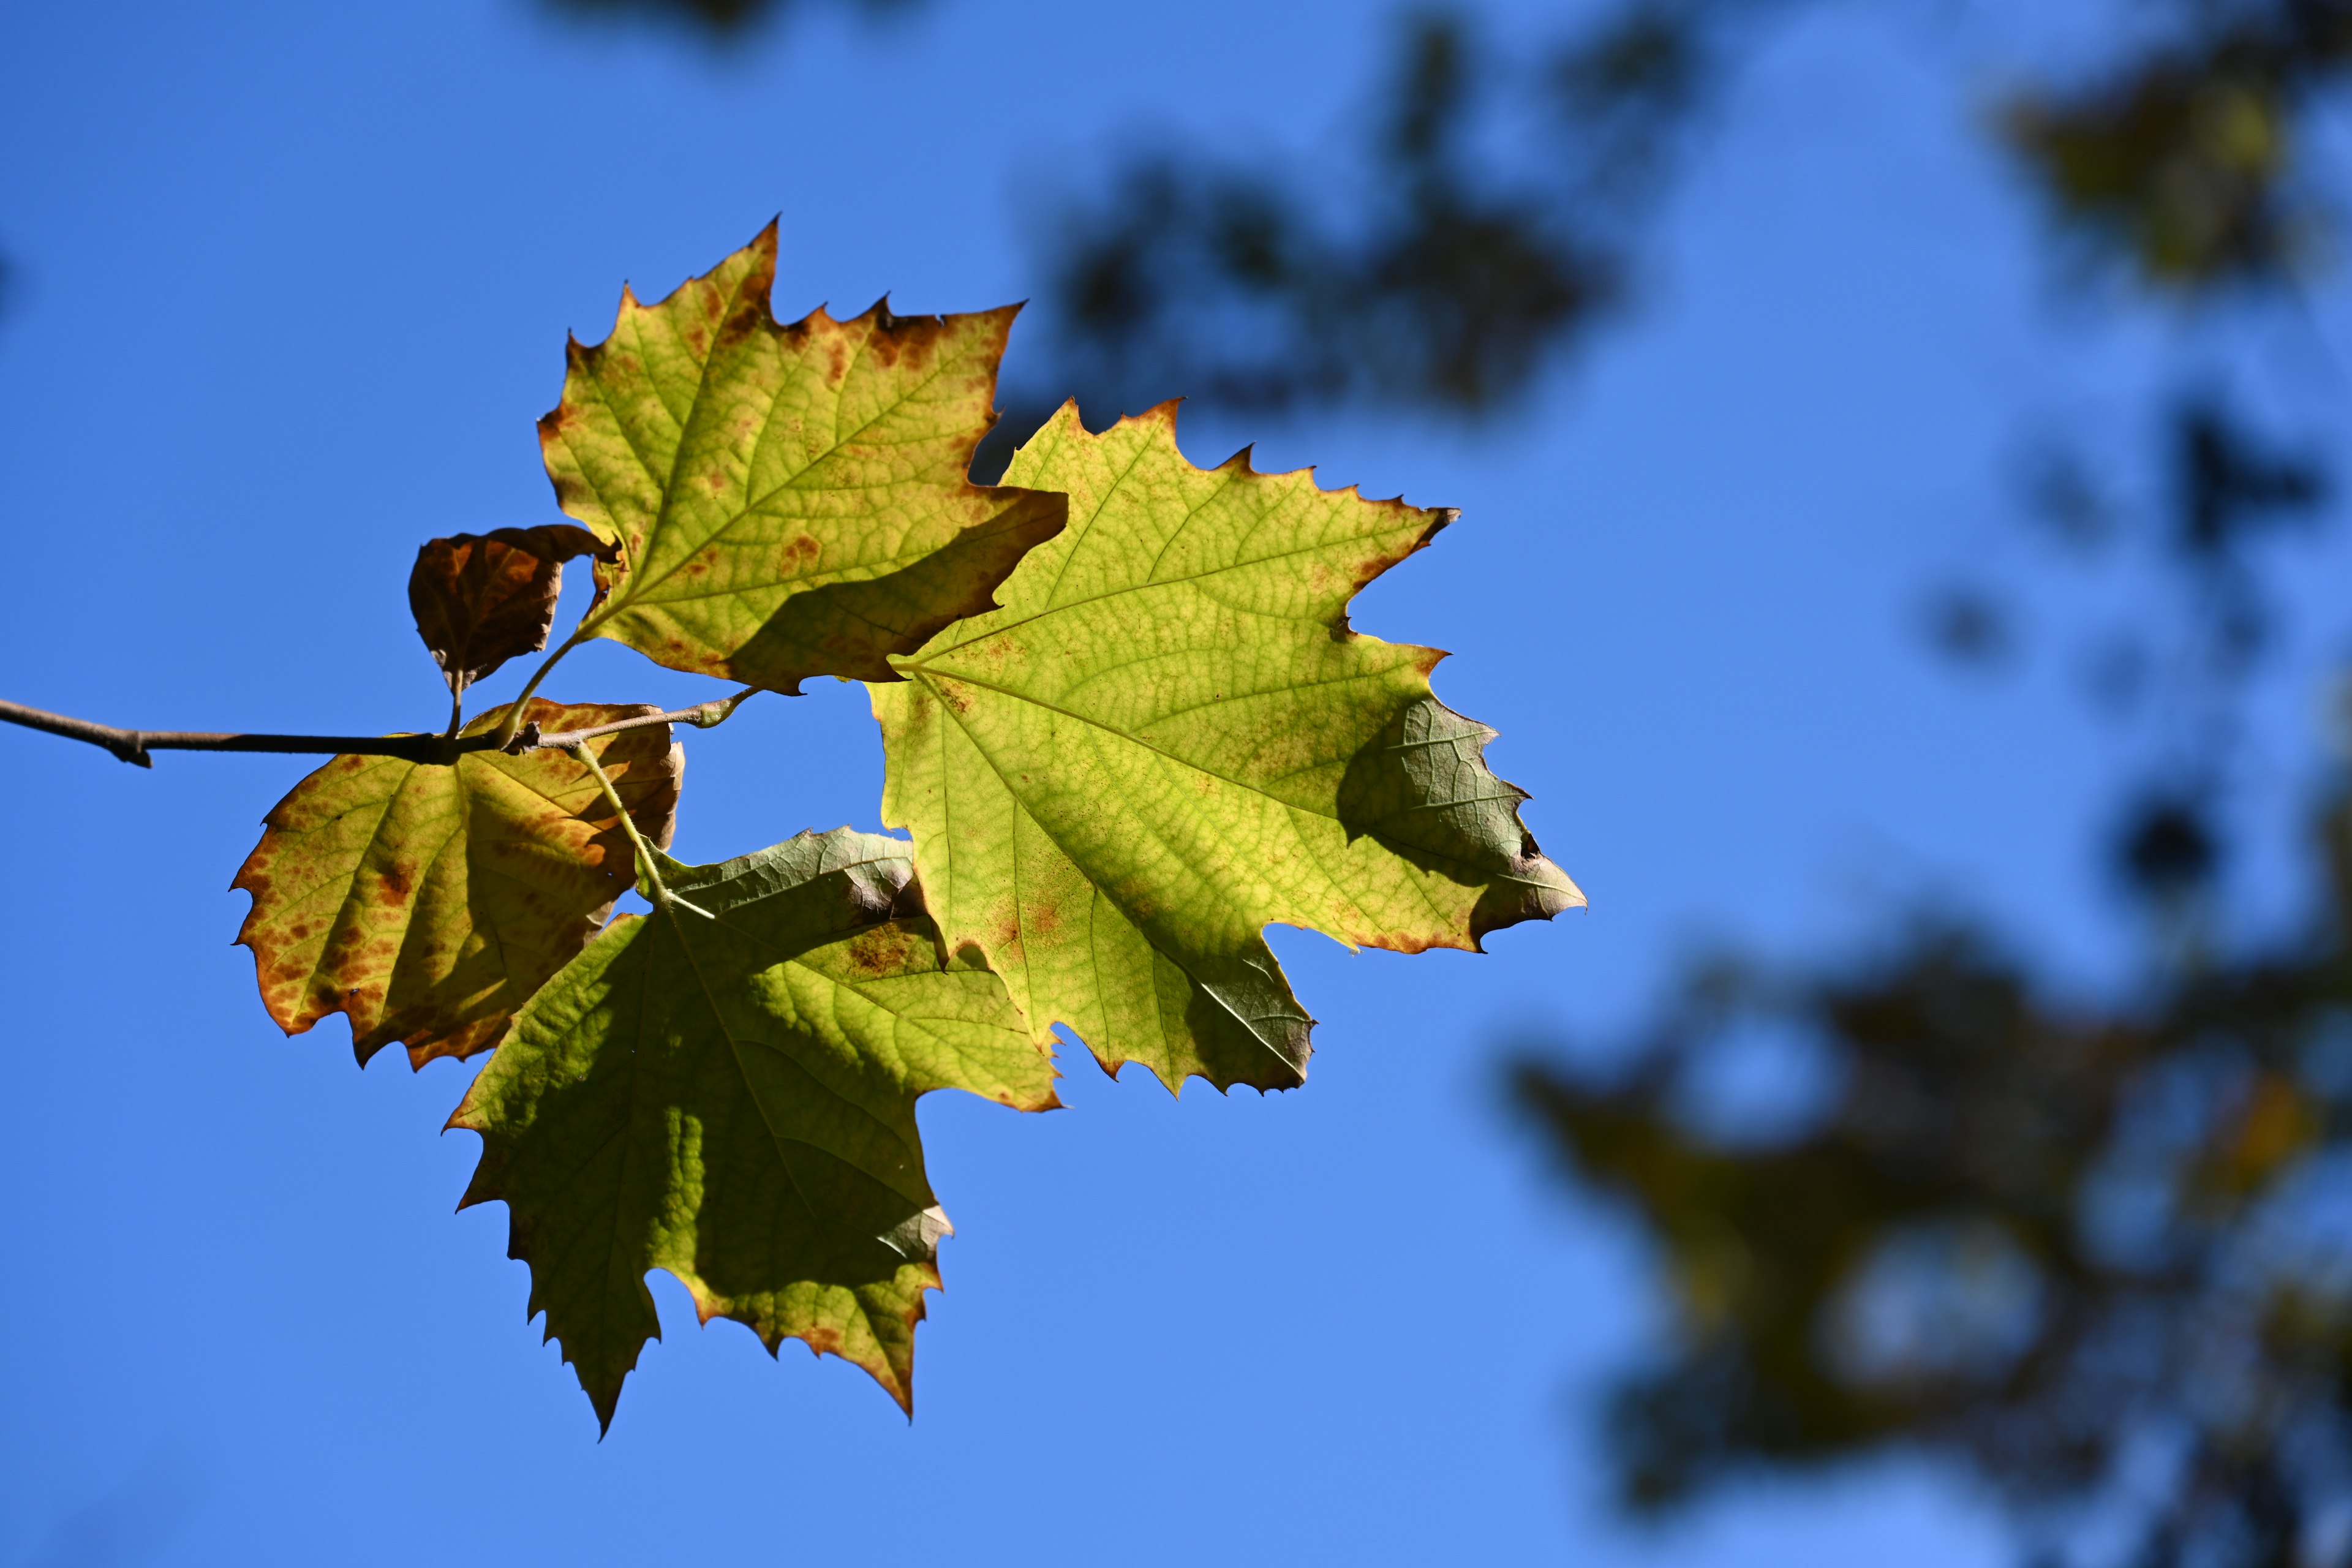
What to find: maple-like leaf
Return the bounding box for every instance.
[450,829,1055,1430]
[870,401,1582,1093]
[232,700,681,1068]
[540,225,1067,693]
[409,526,611,698]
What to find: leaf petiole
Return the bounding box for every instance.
[494,625,590,749]
[568,741,712,919]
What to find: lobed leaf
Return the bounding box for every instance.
[450,829,1055,1430]
[232,699,681,1068]
[408,526,611,697]
[871,401,1582,1094]
[540,225,1067,693]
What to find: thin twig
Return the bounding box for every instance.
[493,623,589,749]
[545,689,758,747]
[0,691,760,768]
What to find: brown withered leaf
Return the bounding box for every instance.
[409,526,612,696]
[231,699,681,1068]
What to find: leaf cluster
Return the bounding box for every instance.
[206,227,1579,1430]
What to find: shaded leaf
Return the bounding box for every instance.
[540,225,1067,693]
[450,828,1055,1430]
[231,700,680,1068]
[409,526,611,697]
[872,401,1581,1095]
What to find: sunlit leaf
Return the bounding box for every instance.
[450,829,1055,1430]
[231,700,680,1068]
[872,401,1580,1094]
[541,225,1066,693]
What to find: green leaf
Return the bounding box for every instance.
[231,700,681,1068]
[871,401,1582,1094]
[451,829,1054,1430]
[408,526,611,698]
[540,224,1067,693]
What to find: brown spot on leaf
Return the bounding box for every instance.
[778,533,821,575]
[842,925,922,978]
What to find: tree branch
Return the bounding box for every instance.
[0,692,761,769]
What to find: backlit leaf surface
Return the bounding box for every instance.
[540,226,1067,692]
[451,829,1055,1430]
[872,401,1581,1093]
[231,700,681,1068]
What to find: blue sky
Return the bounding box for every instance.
[2,1,2347,1563]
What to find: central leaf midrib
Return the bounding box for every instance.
[666,907,829,1231]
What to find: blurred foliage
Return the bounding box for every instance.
[2002,0,2352,290]
[1512,831,2352,1562]
[535,0,914,40]
[1512,388,2346,1564]
[1925,397,2329,916]
[1021,12,1613,425]
[1022,0,2352,424]
[525,0,2352,412]
[1013,4,1778,434]
[526,0,2351,405]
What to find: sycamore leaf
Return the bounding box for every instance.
[232,700,681,1068]
[409,526,611,697]
[870,401,1582,1095]
[450,829,1055,1431]
[540,225,1068,693]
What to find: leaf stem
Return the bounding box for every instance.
[493,625,590,748]
[568,741,711,919]
[0,692,758,767]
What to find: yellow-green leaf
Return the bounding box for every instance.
[871,401,1582,1094]
[540,225,1067,693]
[450,829,1055,1430]
[230,700,681,1068]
